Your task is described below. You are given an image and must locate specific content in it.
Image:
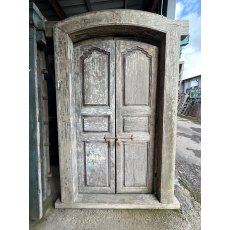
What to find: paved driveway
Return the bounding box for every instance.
[175,116,201,229]
[176,116,201,166]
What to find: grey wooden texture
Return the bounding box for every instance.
[123,116,149,132]
[37,50,48,201]
[156,29,181,204]
[44,21,57,38]
[38,50,52,200]
[124,49,150,105]
[30,3,50,219]
[83,116,109,132]
[124,143,148,187]
[84,142,109,187]
[82,50,109,105]
[54,28,78,203]
[54,10,187,205]
[29,26,43,219]
[36,31,46,46]
[29,2,46,30]
[41,80,51,197]
[115,39,158,194]
[54,10,188,43]
[74,39,116,194]
[36,50,45,200]
[55,195,180,209]
[47,20,188,41]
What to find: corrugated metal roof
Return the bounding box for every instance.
[29,0,164,21]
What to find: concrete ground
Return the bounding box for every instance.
[30,116,201,230]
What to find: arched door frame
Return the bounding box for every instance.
[54,9,188,208]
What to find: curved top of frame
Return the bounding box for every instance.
[54,9,188,40]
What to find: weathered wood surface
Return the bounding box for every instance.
[29,26,43,220]
[54,28,78,203]
[30,29,51,220]
[74,39,116,194]
[123,49,150,105]
[123,116,149,132]
[30,3,51,220]
[83,116,109,132]
[41,79,51,197]
[115,39,158,194]
[123,143,148,187]
[29,2,46,29]
[36,31,46,46]
[37,50,51,202]
[46,20,188,41]
[158,28,180,204]
[37,50,46,201]
[54,10,187,206]
[55,195,180,209]
[46,11,188,39]
[54,10,188,42]
[44,21,57,38]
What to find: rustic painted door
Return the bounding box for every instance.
[115,39,158,193]
[74,38,116,194]
[74,38,158,194]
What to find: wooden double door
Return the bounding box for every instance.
[74,38,158,194]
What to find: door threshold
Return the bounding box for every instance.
[55,194,180,209]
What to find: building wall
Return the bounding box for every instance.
[181,75,201,94]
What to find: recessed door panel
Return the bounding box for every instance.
[84,142,110,187]
[124,142,148,187]
[123,49,151,106]
[82,49,109,106]
[82,116,109,132]
[123,116,149,132]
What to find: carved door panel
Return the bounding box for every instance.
[115,39,158,193]
[74,38,158,194]
[74,39,116,193]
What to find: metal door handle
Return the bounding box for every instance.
[104,135,134,142]
[118,135,134,141]
[116,135,133,146]
[104,135,119,141]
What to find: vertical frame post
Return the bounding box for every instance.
[29,26,43,220]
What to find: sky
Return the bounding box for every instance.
[175,0,201,80]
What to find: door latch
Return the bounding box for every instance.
[104,135,134,144]
[104,135,119,141]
